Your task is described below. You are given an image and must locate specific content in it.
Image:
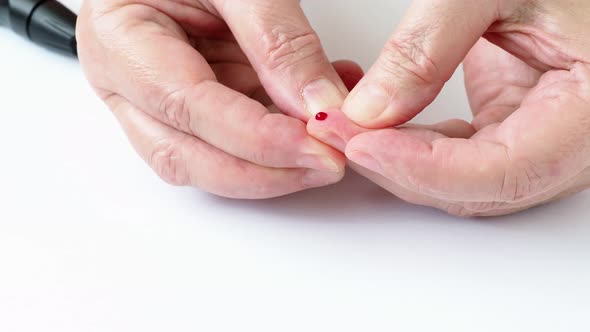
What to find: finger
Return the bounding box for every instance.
[332,60,365,91]
[307,113,483,213]
[345,129,513,202]
[107,95,344,199]
[347,162,466,215]
[342,0,502,128]
[319,115,584,218]
[211,0,349,119]
[184,83,346,171]
[305,109,466,212]
[351,121,478,214]
[78,4,344,172]
[307,108,473,152]
[307,109,370,152]
[348,129,574,219]
[402,119,476,139]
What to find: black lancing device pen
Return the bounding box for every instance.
[0,0,77,56]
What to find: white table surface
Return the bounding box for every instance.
[1,1,589,331]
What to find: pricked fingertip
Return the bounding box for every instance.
[307,109,371,152]
[315,112,329,121]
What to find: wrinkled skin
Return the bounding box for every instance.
[310,0,590,216]
[76,0,364,199]
[78,0,590,217]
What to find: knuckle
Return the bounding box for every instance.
[249,114,304,166]
[210,164,277,199]
[158,88,193,133]
[497,158,544,202]
[243,148,270,166]
[149,138,190,186]
[518,160,544,198]
[260,27,324,71]
[242,115,274,165]
[380,31,441,87]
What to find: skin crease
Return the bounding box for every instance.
[76,0,366,199]
[311,0,590,217]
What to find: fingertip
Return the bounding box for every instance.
[342,84,388,126]
[342,84,412,129]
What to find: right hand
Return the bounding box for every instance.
[76,0,364,198]
[311,0,590,216]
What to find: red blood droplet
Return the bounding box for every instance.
[315,112,328,121]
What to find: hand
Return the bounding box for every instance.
[76,0,364,199]
[310,0,590,216]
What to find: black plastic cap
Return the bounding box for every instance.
[0,0,9,27]
[27,0,77,56]
[6,0,40,36]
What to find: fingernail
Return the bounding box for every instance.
[348,151,382,173]
[296,154,341,172]
[343,85,390,124]
[302,169,344,188]
[302,78,344,116]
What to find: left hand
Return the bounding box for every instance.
[77,0,363,199]
[308,0,590,217]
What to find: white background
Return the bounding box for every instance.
[1,0,590,331]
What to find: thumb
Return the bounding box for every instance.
[211,0,348,119]
[343,0,501,128]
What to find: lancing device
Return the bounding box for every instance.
[0,0,77,56]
